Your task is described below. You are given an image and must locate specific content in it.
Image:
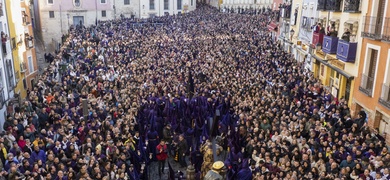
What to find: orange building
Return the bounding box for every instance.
[352,0,390,143]
[20,0,38,91]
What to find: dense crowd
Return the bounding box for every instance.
[0,4,389,180]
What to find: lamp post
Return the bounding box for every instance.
[67,13,70,32]
[290,29,295,41]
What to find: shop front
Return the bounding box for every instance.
[312,54,354,106]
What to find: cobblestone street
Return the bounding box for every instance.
[149,157,188,179]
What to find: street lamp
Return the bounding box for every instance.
[290,29,295,41]
[67,13,70,32]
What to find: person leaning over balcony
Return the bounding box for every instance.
[341,28,351,42]
[1,32,6,54]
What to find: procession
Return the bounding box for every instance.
[0,3,389,180]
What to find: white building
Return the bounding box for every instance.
[139,0,196,18]
[0,0,16,131]
[221,0,273,11]
[36,0,196,51]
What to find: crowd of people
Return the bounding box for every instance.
[0,4,389,180]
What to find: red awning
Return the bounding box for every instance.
[267,22,278,31]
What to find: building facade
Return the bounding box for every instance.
[221,0,273,12]
[36,0,114,51]
[139,0,196,19]
[283,0,319,70]
[208,0,221,9]
[310,0,367,109]
[0,0,17,131]
[36,0,196,50]
[21,0,39,95]
[352,0,390,143]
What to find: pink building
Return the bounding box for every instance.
[272,0,283,11]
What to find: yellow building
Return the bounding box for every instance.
[352,0,390,143]
[6,0,38,99]
[310,0,368,107]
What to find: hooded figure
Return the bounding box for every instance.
[236,159,252,180]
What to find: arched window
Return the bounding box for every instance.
[74,0,81,7]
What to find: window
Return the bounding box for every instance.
[22,11,29,25]
[164,0,169,10]
[379,50,390,106]
[48,0,53,4]
[6,59,14,89]
[49,11,55,18]
[0,68,3,90]
[0,2,4,16]
[150,0,155,10]
[11,37,16,50]
[191,0,193,6]
[102,10,106,17]
[74,0,81,7]
[28,56,34,74]
[177,0,182,10]
[124,0,130,5]
[0,68,4,106]
[360,47,379,96]
[23,78,26,89]
[101,0,106,3]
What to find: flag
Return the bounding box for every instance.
[168,161,175,180]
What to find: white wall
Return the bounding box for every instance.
[114,0,140,18]
[139,0,196,18]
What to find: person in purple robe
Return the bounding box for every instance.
[236,159,252,180]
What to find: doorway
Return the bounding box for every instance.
[73,16,84,27]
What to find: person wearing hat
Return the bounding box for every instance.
[204,161,224,180]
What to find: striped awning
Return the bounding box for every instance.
[267,22,278,31]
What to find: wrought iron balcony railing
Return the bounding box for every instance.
[359,73,374,97]
[382,17,390,42]
[279,4,291,19]
[344,0,361,13]
[362,16,382,40]
[326,0,342,11]
[318,0,327,11]
[379,83,390,109]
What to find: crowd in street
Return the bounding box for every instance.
[0,4,389,180]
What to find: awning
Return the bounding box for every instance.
[267,22,278,31]
[312,54,354,80]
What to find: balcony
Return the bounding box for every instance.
[336,40,357,62]
[327,0,342,11]
[344,0,361,13]
[22,11,30,26]
[267,22,278,32]
[362,16,382,40]
[20,63,27,73]
[383,17,390,42]
[359,73,374,97]
[25,36,34,49]
[312,32,325,48]
[279,4,291,19]
[322,35,339,54]
[318,0,327,11]
[379,83,390,109]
